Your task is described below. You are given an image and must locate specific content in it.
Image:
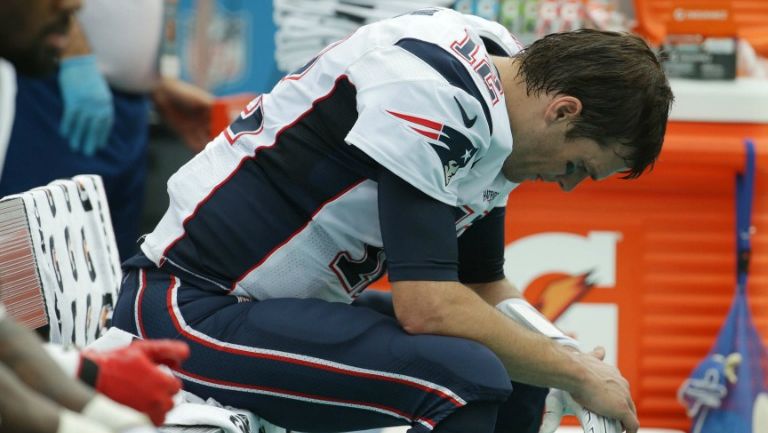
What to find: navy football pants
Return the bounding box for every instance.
[112,266,547,432]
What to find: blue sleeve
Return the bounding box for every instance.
[377,168,459,282]
[457,207,506,284]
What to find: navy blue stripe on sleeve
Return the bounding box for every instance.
[377,168,458,282]
[395,38,493,134]
[480,37,511,56]
[457,207,506,284]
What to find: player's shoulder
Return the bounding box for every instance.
[349,10,518,133]
[378,7,522,55]
[346,76,496,204]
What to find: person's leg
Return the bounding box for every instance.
[356,291,549,433]
[0,362,62,433]
[352,289,395,317]
[432,401,499,433]
[113,268,512,432]
[494,382,548,433]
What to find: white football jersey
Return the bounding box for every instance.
[141,8,521,302]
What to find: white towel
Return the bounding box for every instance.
[166,391,282,433]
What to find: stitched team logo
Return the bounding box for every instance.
[482,189,499,202]
[387,105,478,186]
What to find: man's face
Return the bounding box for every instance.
[503,130,630,192]
[0,0,81,76]
[501,92,632,192]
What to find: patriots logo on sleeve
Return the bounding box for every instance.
[387,102,478,186]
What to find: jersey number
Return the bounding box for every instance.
[224,95,264,144]
[450,30,503,105]
[330,244,386,297]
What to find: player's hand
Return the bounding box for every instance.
[568,347,638,433]
[539,388,622,433]
[79,340,190,425]
[58,54,114,156]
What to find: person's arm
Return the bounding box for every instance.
[152,77,213,153]
[0,316,94,412]
[0,359,62,433]
[58,17,114,156]
[0,315,186,428]
[377,169,638,432]
[377,168,578,389]
[0,358,113,433]
[0,361,115,433]
[391,280,636,430]
[468,276,522,304]
[43,337,189,426]
[393,280,583,387]
[457,214,627,433]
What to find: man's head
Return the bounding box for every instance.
[0,0,81,76]
[500,29,673,191]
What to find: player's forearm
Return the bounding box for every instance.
[0,318,94,412]
[0,362,60,433]
[471,278,580,349]
[0,360,121,433]
[475,313,585,392]
[467,277,523,305]
[391,280,586,392]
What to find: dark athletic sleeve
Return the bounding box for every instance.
[377,167,459,282]
[457,207,506,284]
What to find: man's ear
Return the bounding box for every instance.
[544,96,582,125]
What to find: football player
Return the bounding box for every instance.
[114,7,672,433]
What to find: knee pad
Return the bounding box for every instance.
[412,335,512,397]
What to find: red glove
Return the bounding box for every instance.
[78,339,190,426]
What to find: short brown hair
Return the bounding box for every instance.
[515,29,674,178]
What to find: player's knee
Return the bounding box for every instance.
[454,340,511,392]
[416,336,512,396]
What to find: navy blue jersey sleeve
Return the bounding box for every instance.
[457,207,506,284]
[377,168,459,282]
